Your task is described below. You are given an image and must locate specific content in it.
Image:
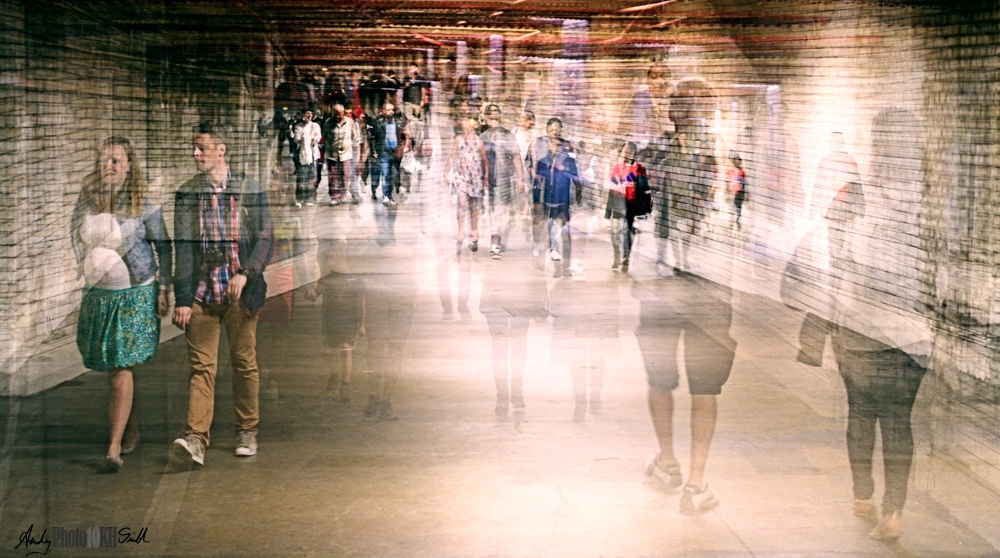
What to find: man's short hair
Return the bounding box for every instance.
[333,104,345,113]
[546,117,562,128]
[195,121,229,148]
[486,104,501,115]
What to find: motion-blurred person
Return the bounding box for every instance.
[362,271,417,421]
[693,137,718,226]
[811,132,860,220]
[637,130,673,276]
[402,62,430,121]
[526,118,579,274]
[445,116,489,254]
[363,102,409,206]
[323,104,358,206]
[257,185,316,401]
[828,110,926,541]
[606,141,651,271]
[619,63,672,149]
[172,122,274,466]
[666,132,698,273]
[513,110,537,234]
[359,63,398,117]
[513,110,537,161]
[480,104,525,259]
[479,248,547,415]
[71,137,172,471]
[549,274,620,422]
[726,153,747,228]
[316,240,365,402]
[293,108,322,207]
[634,277,737,514]
[274,67,307,169]
[346,100,365,206]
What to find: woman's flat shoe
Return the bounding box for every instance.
[105,455,123,471]
[120,434,141,456]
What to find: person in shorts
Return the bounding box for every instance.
[633,277,737,515]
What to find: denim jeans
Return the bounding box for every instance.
[369,153,399,199]
[832,329,927,513]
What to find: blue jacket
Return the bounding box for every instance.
[173,172,274,312]
[527,137,579,207]
[71,193,173,289]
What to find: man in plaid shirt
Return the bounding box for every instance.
[172,122,275,466]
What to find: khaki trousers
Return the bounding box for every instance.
[185,301,260,448]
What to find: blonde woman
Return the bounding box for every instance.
[71,137,172,471]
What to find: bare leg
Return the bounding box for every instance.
[341,345,354,384]
[456,193,468,242]
[326,347,341,393]
[469,200,480,243]
[339,345,353,401]
[366,337,387,397]
[648,388,678,467]
[380,339,404,401]
[688,394,718,488]
[107,368,134,459]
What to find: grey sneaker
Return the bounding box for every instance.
[379,400,398,421]
[172,435,205,466]
[680,482,719,515]
[235,431,257,457]
[645,452,683,489]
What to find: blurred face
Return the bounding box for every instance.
[99,145,130,189]
[193,133,226,174]
[382,104,395,119]
[409,65,418,77]
[547,121,562,138]
[486,110,501,129]
[621,143,636,162]
[303,111,313,123]
[334,106,345,121]
[648,65,668,95]
[519,114,533,130]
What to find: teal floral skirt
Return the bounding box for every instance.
[77,282,160,372]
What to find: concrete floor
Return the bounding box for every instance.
[2,182,1000,557]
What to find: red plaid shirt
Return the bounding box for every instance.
[195,173,241,305]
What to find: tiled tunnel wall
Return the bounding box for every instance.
[0,2,273,394]
[1,1,999,492]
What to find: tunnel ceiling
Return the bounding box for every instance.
[55,0,946,68]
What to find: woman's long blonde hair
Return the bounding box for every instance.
[80,137,146,218]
